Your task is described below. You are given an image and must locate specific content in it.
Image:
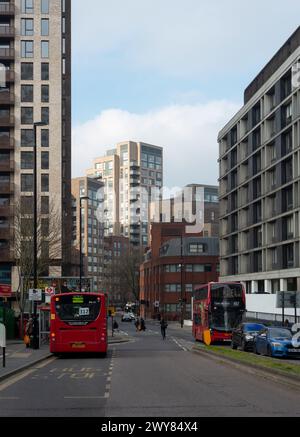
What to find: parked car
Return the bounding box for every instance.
[121,313,136,322]
[254,327,300,358]
[231,323,266,351]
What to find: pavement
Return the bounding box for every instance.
[0,331,130,382]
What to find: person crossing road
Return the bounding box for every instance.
[160,318,168,340]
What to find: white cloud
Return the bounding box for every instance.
[73,0,300,77]
[72,100,240,187]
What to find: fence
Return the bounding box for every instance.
[246,311,300,326]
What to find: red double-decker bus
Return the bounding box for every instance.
[193,282,246,344]
[50,293,108,355]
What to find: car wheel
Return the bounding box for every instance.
[231,341,237,350]
[241,340,247,352]
[267,345,273,358]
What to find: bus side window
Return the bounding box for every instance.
[194,314,201,326]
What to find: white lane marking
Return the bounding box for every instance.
[104,392,110,399]
[0,397,20,400]
[107,376,111,382]
[64,396,105,400]
[172,337,188,352]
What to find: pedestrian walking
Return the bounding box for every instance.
[140,318,146,332]
[24,316,33,348]
[160,318,168,340]
[135,318,140,332]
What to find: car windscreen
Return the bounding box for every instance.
[55,295,101,323]
[244,324,265,332]
[269,328,292,339]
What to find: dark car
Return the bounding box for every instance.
[231,323,265,351]
[254,327,300,358]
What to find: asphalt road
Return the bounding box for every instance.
[0,319,300,417]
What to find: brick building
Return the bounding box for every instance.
[140,223,219,321]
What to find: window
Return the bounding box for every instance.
[21,0,34,14]
[165,284,181,293]
[165,264,181,273]
[21,174,33,192]
[41,0,49,14]
[41,129,49,147]
[21,107,33,124]
[21,85,33,102]
[41,19,49,36]
[21,19,34,36]
[41,85,49,102]
[41,196,49,214]
[41,63,49,80]
[21,63,33,80]
[41,152,49,170]
[41,107,49,124]
[21,40,33,58]
[189,243,205,254]
[21,196,33,214]
[21,152,33,169]
[41,41,49,58]
[21,129,34,147]
[41,174,49,192]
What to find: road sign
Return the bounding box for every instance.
[154,301,160,308]
[29,289,43,302]
[276,291,300,309]
[45,287,55,296]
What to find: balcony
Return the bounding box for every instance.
[0,159,14,172]
[0,25,15,38]
[0,136,13,149]
[0,2,15,16]
[0,227,12,240]
[0,114,14,127]
[0,248,12,261]
[0,91,14,105]
[0,47,14,60]
[0,205,12,216]
[0,181,14,194]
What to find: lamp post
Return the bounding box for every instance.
[32,122,47,350]
[79,196,89,292]
[180,232,185,329]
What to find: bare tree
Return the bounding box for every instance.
[13,199,62,337]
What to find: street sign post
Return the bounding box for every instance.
[29,289,43,302]
[0,323,6,368]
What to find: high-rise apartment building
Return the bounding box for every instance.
[0,0,71,295]
[86,141,163,246]
[218,27,300,294]
[71,177,104,292]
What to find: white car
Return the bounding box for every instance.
[122,313,135,322]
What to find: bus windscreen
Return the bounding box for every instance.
[210,284,244,331]
[55,295,101,323]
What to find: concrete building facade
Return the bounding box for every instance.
[218,27,300,294]
[86,141,163,247]
[0,0,72,295]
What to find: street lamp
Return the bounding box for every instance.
[32,121,47,350]
[180,233,185,329]
[79,196,90,293]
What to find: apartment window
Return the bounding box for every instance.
[41,19,49,36]
[21,107,33,124]
[21,19,34,36]
[41,196,49,214]
[165,284,181,293]
[41,63,49,80]
[21,85,33,102]
[189,243,205,254]
[21,0,34,14]
[41,85,49,102]
[21,63,33,80]
[41,41,49,58]
[21,40,34,58]
[41,174,49,192]
[41,152,49,170]
[41,107,49,124]
[21,129,34,147]
[21,174,33,192]
[41,0,49,14]
[21,152,33,169]
[41,129,49,147]
[271,248,278,266]
[21,196,33,214]
[165,264,181,273]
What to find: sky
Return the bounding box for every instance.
[72,0,300,187]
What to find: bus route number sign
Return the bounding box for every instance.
[79,308,90,316]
